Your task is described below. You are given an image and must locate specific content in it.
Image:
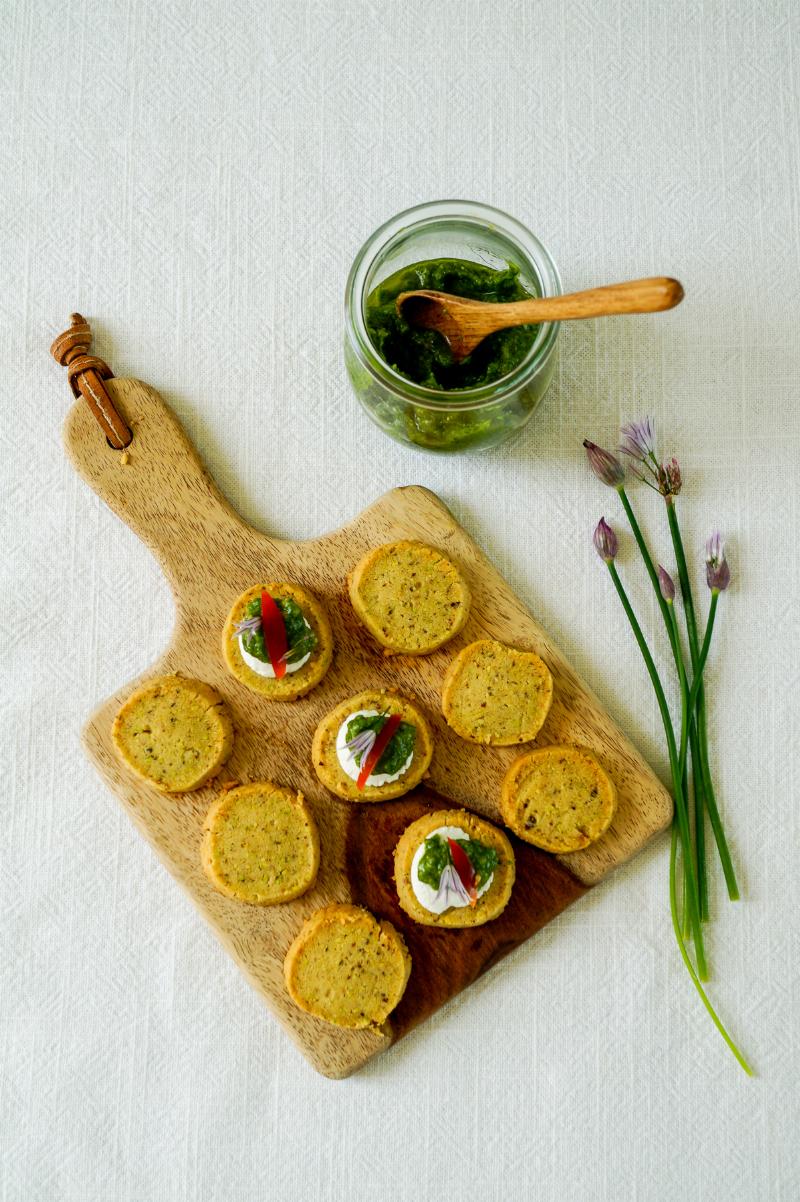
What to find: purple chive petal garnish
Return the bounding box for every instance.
[619,416,656,463]
[432,863,472,909]
[705,532,731,591]
[593,517,618,562]
[658,565,676,602]
[232,615,262,638]
[344,728,377,762]
[583,439,625,487]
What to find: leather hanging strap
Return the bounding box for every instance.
[50,313,132,448]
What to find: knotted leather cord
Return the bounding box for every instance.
[50,313,132,448]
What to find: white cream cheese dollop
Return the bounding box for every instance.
[335,709,414,787]
[238,614,313,678]
[410,825,495,915]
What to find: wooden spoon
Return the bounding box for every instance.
[396,276,684,362]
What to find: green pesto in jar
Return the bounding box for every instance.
[364,258,538,391]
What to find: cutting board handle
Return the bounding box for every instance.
[62,375,283,608]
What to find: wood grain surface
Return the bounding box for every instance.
[64,377,672,1078]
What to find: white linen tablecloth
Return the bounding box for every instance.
[2,1,798,1198]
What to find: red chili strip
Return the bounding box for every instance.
[260,590,289,679]
[356,713,403,790]
[447,837,478,906]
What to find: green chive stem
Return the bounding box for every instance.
[690,723,709,921]
[669,826,753,1075]
[667,503,740,901]
[666,601,696,940]
[697,719,740,901]
[606,561,707,978]
[680,588,719,923]
[618,486,674,634]
[679,591,719,775]
[616,487,712,926]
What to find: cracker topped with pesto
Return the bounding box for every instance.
[311,689,434,802]
[222,581,333,701]
[394,809,515,928]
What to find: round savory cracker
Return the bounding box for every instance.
[284,904,411,1030]
[112,675,234,793]
[442,639,554,745]
[201,782,319,905]
[311,689,434,802]
[348,540,470,656]
[500,745,617,852]
[222,582,333,700]
[394,808,515,928]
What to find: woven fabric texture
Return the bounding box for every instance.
[1,1,798,1199]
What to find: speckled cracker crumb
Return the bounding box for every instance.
[501,745,617,852]
[442,639,553,745]
[284,904,411,1029]
[202,782,319,905]
[112,675,234,793]
[349,541,470,655]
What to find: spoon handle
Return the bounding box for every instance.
[500,277,684,325]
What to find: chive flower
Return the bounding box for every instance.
[593,517,618,562]
[619,416,661,490]
[583,439,625,487]
[619,416,656,462]
[705,532,731,592]
[658,565,676,602]
[619,417,683,498]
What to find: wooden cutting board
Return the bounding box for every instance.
[64,377,672,1078]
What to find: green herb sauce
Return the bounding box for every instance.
[241,595,318,664]
[417,834,452,889]
[364,258,538,391]
[345,712,416,776]
[460,838,500,886]
[417,833,500,889]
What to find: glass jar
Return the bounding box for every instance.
[344,200,561,453]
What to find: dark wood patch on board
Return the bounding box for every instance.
[345,788,589,1039]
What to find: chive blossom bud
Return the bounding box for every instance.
[593,517,618,562]
[583,439,625,487]
[658,456,683,498]
[658,565,676,602]
[705,532,731,591]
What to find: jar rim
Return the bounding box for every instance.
[344,200,562,411]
